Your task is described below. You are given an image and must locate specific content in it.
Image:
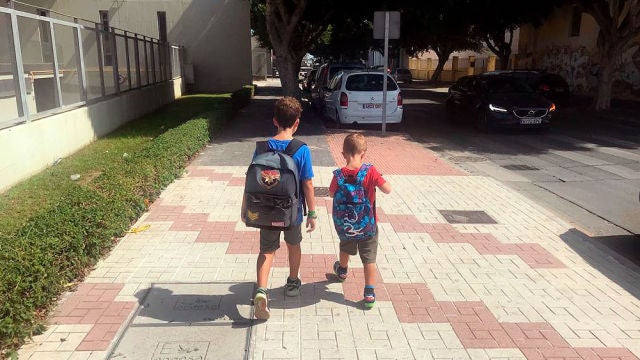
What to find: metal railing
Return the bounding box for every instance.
[0,4,184,130]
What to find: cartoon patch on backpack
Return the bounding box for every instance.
[260,169,280,189]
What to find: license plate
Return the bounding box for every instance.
[362,103,382,109]
[521,118,542,125]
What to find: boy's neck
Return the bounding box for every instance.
[344,155,363,170]
[273,127,294,140]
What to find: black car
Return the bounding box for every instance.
[508,70,571,103]
[446,74,556,131]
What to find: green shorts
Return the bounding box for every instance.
[339,231,378,264]
[259,224,302,253]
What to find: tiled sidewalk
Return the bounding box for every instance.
[18,131,640,360]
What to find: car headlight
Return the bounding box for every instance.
[488,104,508,112]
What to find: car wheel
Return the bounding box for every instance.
[475,111,491,132]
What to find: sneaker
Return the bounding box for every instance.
[253,288,270,320]
[364,287,375,309]
[285,277,301,297]
[333,261,348,282]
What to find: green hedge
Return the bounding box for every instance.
[0,88,253,358]
[231,85,255,112]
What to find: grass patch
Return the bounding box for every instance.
[0,88,251,357]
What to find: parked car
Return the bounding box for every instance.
[486,70,571,103]
[311,62,365,111]
[302,68,317,92]
[323,70,403,128]
[446,73,555,131]
[393,68,413,84]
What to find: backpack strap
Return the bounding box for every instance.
[356,164,372,184]
[283,139,305,157]
[255,141,270,155]
[333,168,345,186]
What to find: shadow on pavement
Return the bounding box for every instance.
[265,276,362,312]
[560,229,640,300]
[133,283,253,328]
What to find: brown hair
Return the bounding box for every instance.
[274,96,302,128]
[343,133,367,156]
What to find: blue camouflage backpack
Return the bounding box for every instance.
[332,164,376,241]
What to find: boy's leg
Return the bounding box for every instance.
[254,229,281,320]
[334,242,355,281]
[358,232,379,309]
[286,242,301,280]
[339,250,350,269]
[283,225,303,296]
[256,251,275,288]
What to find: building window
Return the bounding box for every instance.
[99,10,113,66]
[570,6,582,37]
[36,9,52,62]
[157,11,167,43]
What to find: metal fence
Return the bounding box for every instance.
[0,6,184,130]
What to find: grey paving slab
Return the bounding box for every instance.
[536,179,640,234]
[193,85,335,167]
[109,282,254,360]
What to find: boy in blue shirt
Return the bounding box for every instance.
[252,97,317,320]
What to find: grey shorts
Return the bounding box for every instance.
[339,231,378,264]
[259,224,302,253]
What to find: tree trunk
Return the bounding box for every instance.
[593,56,614,110]
[498,52,510,70]
[431,56,449,82]
[275,52,303,98]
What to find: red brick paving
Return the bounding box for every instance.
[326,131,465,176]
[185,166,234,182]
[383,283,637,359]
[52,283,135,351]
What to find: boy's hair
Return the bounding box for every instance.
[343,133,367,156]
[274,97,302,129]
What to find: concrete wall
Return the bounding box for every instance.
[0,78,183,192]
[251,36,270,80]
[517,5,640,99]
[9,0,252,92]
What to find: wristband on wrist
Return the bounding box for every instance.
[307,210,318,219]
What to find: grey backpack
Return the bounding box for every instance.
[242,139,305,230]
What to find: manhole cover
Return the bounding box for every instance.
[315,186,330,197]
[448,155,488,163]
[439,210,497,224]
[108,282,253,360]
[502,164,539,171]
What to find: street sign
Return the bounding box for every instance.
[373,11,400,39]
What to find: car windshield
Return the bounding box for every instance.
[481,77,534,94]
[329,66,364,79]
[345,74,398,91]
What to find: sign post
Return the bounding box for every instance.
[373,11,400,133]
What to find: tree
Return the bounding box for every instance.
[251,0,336,97]
[578,0,640,110]
[400,0,481,81]
[470,0,560,70]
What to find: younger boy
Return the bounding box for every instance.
[252,97,317,320]
[329,133,391,308]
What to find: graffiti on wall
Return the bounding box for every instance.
[525,43,640,99]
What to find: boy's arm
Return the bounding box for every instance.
[328,176,337,198]
[302,179,317,232]
[378,181,392,194]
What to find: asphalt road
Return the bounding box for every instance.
[394,81,640,265]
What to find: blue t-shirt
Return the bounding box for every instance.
[254,139,314,225]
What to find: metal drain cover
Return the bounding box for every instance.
[502,164,539,171]
[315,186,330,197]
[439,210,497,224]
